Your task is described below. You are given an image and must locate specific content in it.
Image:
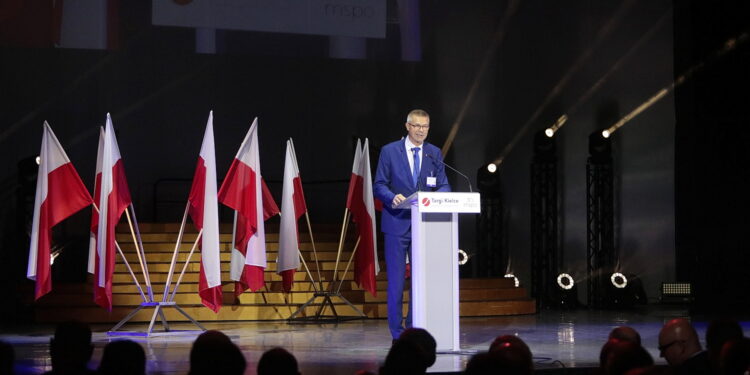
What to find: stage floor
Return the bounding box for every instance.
[3,307,748,374]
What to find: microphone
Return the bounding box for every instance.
[425,153,474,192]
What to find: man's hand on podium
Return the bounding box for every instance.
[392,194,406,208]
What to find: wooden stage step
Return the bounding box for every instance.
[30,223,536,323]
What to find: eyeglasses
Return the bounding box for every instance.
[658,340,683,352]
[408,123,430,130]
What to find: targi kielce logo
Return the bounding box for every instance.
[421,197,431,207]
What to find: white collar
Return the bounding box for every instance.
[405,137,423,151]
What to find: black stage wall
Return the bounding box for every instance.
[4,0,729,318]
[674,1,750,312]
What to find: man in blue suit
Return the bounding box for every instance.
[374,109,451,340]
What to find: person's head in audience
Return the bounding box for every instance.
[718,337,750,375]
[257,347,300,375]
[465,348,532,375]
[398,328,437,368]
[188,330,246,375]
[601,339,653,375]
[706,318,743,369]
[487,335,533,374]
[48,321,94,375]
[97,340,145,375]
[464,352,498,375]
[0,340,14,375]
[609,326,642,346]
[658,318,702,366]
[380,339,428,375]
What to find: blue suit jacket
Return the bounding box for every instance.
[374,139,451,236]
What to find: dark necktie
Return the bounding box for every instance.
[411,147,421,188]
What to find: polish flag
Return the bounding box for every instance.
[350,139,379,296]
[87,127,105,274]
[94,114,132,311]
[187,112,223,312]
[345,139,362,210]
[218,118,280,296]
[277,138,307,292]
[27,122,93,300]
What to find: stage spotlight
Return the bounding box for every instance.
[557,273,575,290]
[660,282,693,304]
[610,272,628,289]
[554,273,580,309]
[602,129,611,138]
[35,156,41,165]
[477,164,501,195]
[588,130,612,163]
[544,115,567,138]
[504,273,520,288]
[533,130,557,163]
[604,273,647,308]
[458,249,469,265]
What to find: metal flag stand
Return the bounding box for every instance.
[108,204,206,337]
[287,208,367,323]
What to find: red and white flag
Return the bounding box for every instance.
[187,111,223,312]
[94,114,133,311]
[87,127,105,274]
[345,139,362,210]
[277,138,307,292]
[350,139,379,296]
[218,118,280,296]
[27,122,93,300]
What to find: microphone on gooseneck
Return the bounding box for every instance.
[425,153,474,193]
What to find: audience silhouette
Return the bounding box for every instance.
[257,347,300,375]
[380,339,429,375]
[4,317,744,375]
[609,326,642,346]
[97,340,145,375]
[398,328,437,368]
[600,339,653,375]
[706,318,744,373]
[718,337,750,375]
[43,321,94,375]
[188,330,245,375]
[658,318,710,375]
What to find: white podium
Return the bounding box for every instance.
[395,191,480,351]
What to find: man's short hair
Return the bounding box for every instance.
[407,109,430,123]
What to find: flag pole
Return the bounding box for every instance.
[336,236,361,294]
[126,205,155,301]
[115,241,148,303]
[169,229,203,301]
[123,208,152,301]
[331,208,351,285]
[91,204,148,303]
[296,249,319,294]
[162,203,190,301]
[303,212,324,290]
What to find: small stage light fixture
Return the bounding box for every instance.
[458,249,469,266]
[660,282,693,304]
[504,273,520,288]
[557,273,575,290]
[610,272,628,289]
[554,273,580,309]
